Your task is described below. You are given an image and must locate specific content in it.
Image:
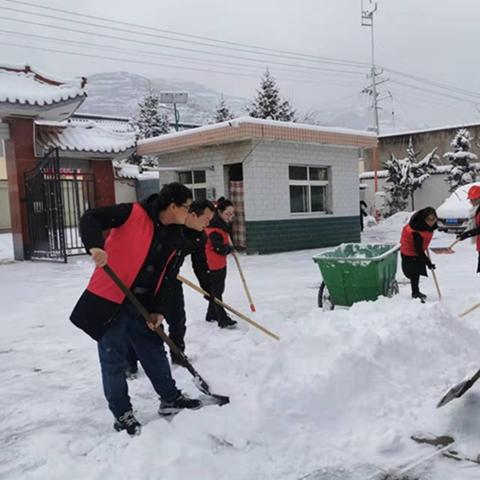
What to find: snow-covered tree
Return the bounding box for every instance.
[128,90,170,167]
[247,69,296,121]
[214,96,234,123]
[384,138,438,215]
[444,128,478,192]
[129,90,171,140]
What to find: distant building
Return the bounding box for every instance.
[364,122,480,171]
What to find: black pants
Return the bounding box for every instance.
[206,267,229,324]
[126,282,187,370]
[401,254,426,296]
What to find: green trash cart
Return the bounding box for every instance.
[312,243,400,310]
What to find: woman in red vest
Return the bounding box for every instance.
[204,197,237,329]
[400,207,438,303]
[456,185,480,271]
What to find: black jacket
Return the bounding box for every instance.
[156,226,212,315]
[70,195,181,341]
[408,209,437,267]
[207,214,233,256]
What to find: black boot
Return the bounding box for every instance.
[412,291,427,303]
[218,317,237,329]
[158,392,201,417]
[113,410,141,435]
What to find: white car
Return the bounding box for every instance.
[436,182,480,232]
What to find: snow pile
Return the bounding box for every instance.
[2,221,480,479]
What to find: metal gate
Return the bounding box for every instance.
[24,148,96,262]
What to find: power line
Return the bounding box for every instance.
[0,14,368,78]
[389,80,479,105]
[3,0,371,69]
[0,39,364,88]
[384,67,480,100]
[5,0,480,105]
[0,28,363,85]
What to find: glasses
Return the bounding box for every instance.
[178,203,191,211]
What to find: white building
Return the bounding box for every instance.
[138,117,376,253]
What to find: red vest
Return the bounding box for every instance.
[87,203,174,304]
[205,227,230,270]
[400,224,433,256]
[476,211,480,252]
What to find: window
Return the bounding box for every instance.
[177,169,208,200]
[289,165,329,214]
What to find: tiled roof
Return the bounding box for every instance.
[36,121,136,155]
[0,65,86,106]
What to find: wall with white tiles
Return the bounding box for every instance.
[155,139,360,220]
[243,140,360,221]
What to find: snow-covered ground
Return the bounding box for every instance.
[2,216,480,480]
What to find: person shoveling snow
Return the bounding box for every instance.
[399,207,438,303]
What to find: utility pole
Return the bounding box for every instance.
[361,0,381,192]
[361,0,379,135]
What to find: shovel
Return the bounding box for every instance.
[437,368,480,408]
[103,265,229,407]
[430,239,459,255]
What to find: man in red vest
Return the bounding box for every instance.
[456,185,480,272]
[400,207,437,303]
[70,183,201,435]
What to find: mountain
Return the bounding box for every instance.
[78,71,429,132]
[78,71,247,124]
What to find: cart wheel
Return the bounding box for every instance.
[386,279,399,298]
[318,282,335,310]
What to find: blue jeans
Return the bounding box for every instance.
[98,303,179,418]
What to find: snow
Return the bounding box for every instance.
[115,163,160,180]
[2,218,480,479]
[36,121,136,154]
[139,116,376,148]
[0,67,85,106]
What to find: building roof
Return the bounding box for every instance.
[35,120,136,157]
[0,65,87,121]
[380,121,480,139]
[137,117,377,156]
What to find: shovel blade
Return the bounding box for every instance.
[430,247,455,254]
[437,378,476,408]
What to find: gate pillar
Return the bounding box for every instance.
[4,118,36,260]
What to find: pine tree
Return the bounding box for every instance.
[247,69,296,121]
[214,96,234,123]
[129,90,171,140]
[384,137,438,215]
[128,90,171,167]
[444,128,478,192]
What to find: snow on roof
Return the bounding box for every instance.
[141,116,376,146]
[138,116,377,156]
[69,114,133,134]
[359,170,388,179]
[115,163,159,180]
[0,65,86,106]
[380,121,480,139]
[359,163,480,179]
[36,121,136,155]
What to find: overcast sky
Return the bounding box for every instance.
[1,0,479,130]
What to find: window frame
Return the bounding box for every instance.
[177,169,208,200]
[288,165,330,215]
